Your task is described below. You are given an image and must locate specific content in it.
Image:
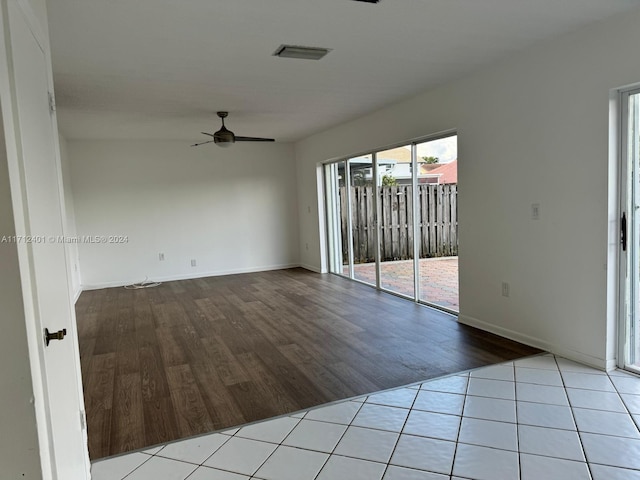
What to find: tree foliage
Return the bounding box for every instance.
[381,174,398,186]
[421,156,439,164]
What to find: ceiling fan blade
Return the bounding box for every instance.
[235,136,275,142]
[201,132,215,138]
[191,139,216,147]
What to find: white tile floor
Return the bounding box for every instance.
[91,354,640,480]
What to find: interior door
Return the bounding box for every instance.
[5,2,89,478]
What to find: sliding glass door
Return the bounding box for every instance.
[349,156,377,286]
[324,134,459,313]
[377,146,415,298]
[415,136,459,311]
[620,88,640,372]
[324,161,349,276]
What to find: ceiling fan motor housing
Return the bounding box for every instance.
[214,125,235,146]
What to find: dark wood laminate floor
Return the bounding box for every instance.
[76,268,541,459]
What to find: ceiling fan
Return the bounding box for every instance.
[192,112,275,148]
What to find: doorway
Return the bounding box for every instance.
[324,134,459,313]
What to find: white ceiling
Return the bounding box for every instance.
[48,0,640,142]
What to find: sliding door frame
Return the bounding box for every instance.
[322,130,458,315]
[372,153,382,289]
[324,162,343,274]
[618,87,640,372]
[412,141,421,301]
[344,160,355,279]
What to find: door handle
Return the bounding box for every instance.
[44,328,67,347]
[621,212,628,252]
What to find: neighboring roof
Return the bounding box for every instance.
[421,164,442,172]
[379,147,412,163]
[425,160,457,184]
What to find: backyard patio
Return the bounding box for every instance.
[348,256,459,311]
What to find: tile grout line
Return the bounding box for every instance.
[127,432,238,480]
[378,382,424,480]
[309,398,369,480]
[513,361,522,480]
[446,371,474,478]
[233,415,304,479]
[111,454,154,480]
[555,354,595,480]
[608,370,640,434]
[181,433,235,479]
[118,452,183,480]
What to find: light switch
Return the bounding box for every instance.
[531,203,540,220]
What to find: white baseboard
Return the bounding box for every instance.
[458,314,607,371]
[300,263,323,273]
[81,263,301,290]
[605,358,619,372]
[73,287,82,304]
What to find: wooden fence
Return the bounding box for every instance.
[340,184,457,263]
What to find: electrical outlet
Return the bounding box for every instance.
[502,281,510,297]
[531,203,540,220]
[159,253,165,261]
[191,259,196,267]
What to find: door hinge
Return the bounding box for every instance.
[80,410,86,430]
[48,91,56,113]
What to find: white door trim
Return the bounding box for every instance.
[617,86,640,371]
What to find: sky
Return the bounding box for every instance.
[416,135,457,164]
[347,134,457,165]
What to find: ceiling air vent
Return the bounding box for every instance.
[273,45,331,61]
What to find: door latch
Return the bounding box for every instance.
[44,328,67,347]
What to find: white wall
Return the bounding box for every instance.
[0,104,42,480]
[68,140,299,288]
[58,134,81,299]
[295,8,640,369]
[25,0,48,40]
